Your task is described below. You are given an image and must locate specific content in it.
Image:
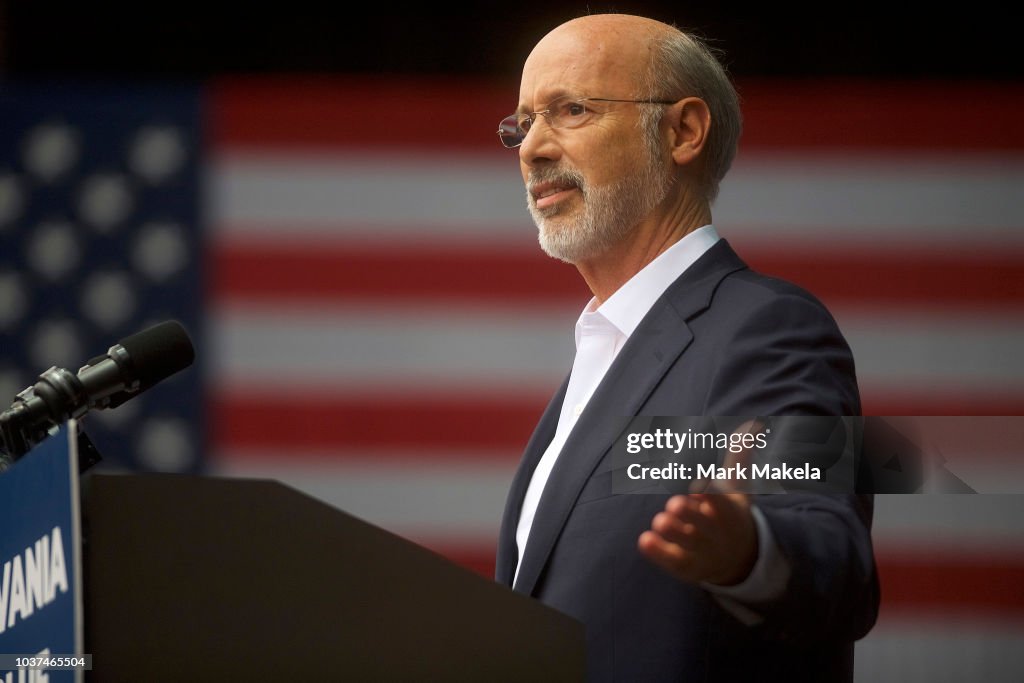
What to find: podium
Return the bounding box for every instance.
[82,472,584,681]
[0,425,84,683]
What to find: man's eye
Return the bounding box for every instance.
[565,103,587,117]
[518,116,533,132]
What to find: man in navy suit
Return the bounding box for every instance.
[494,14,878,682]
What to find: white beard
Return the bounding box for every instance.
[527,156,672,264]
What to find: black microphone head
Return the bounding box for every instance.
[117,320,196,391]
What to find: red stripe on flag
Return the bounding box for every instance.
[213,391,547,452]
[210,76,515,152]
[863,392,1024,417]
[877,551,1024,615]
[744,247,1024,309]
[739,81,1024,152]
[211,78,1024,152]
[211,239,1024,309]
[210,239,588,306]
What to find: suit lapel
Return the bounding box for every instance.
[511,239,748,595]
[495,376,569,585]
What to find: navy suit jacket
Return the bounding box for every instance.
[496,240,879,682]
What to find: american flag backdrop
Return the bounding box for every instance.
[0,84,205,473]
[3,77,1024,680]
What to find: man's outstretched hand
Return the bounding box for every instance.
[639,419,767,585]
[638,491,758,586]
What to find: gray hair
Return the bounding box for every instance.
[638,28,742,204]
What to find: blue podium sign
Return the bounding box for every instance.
[0,422,83,683]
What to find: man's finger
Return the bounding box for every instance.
[665,495,718,538]
[689,491,750,527]
[651,511,707,551]
[637,530,693,579]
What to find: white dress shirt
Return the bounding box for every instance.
[512,225,787,620]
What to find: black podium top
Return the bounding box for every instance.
[83,473,583,682]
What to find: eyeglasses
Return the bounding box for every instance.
[497,95,675,148]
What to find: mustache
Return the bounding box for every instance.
[526,167,586,194]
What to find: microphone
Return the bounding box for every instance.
[0,320,195,464]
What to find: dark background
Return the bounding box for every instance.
[1,3,1020,80]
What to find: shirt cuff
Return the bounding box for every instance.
[701,505,790,625]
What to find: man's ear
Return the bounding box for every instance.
[667,97,711,167]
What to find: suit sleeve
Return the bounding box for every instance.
[701,286,879,643]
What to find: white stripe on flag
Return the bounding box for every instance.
[209,307,1024,394]
[212,152,1024,242]
[854,616,1024,682]
[210,303,572,391]
[212,452,516,545]
[211,151,527,237]
[873,495,1024,549]
[720,153,1024,236]
[841,315,1024,391]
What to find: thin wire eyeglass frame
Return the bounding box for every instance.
[497,96,676,148]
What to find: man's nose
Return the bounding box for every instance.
[519,116,562,167]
